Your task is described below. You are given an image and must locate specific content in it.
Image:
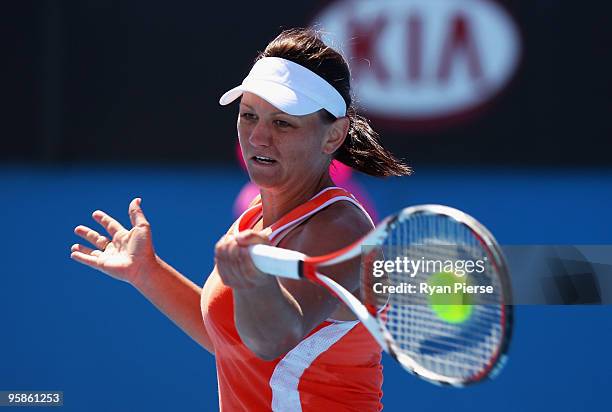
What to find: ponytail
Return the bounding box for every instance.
[334,107,412,177]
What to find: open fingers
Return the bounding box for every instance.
[92,210,126,238]
[71,243,102,257]
[128,198,150,228]
[74,225,111,250]
[70,250,101,269]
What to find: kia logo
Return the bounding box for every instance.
[313,0,522,127]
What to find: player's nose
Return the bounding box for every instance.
[249,121,272,147]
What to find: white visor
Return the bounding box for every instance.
[219,57,347,118]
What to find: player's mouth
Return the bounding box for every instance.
[251,155,277,166]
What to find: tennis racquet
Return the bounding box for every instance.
[249,204,512,386]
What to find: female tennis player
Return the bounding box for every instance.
[70,28,410,411]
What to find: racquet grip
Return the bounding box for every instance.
[248,244,306,280]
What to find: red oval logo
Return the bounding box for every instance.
[313,0,522,126]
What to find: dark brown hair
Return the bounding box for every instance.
[257,28,411,177]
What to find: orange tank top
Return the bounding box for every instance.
[201,187,383,411]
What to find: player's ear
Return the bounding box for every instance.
[322,116,349,155]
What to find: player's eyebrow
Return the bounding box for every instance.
[240,102,288,117]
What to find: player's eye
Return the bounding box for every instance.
[240,112,257,122]
[274,119,291,128]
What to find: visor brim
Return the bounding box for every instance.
[219,79,324,116]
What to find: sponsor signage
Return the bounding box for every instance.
[313,0,522,126]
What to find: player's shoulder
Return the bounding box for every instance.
[307,200,373,235]
[285,200,373,256]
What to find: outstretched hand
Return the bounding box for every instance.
[70,198,157,286]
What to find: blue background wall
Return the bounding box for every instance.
[1,167,611,411]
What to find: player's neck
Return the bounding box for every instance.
[260,173,335,227]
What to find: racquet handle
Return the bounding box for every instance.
[248,244,306,280]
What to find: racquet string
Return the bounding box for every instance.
[364,213,504,381]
